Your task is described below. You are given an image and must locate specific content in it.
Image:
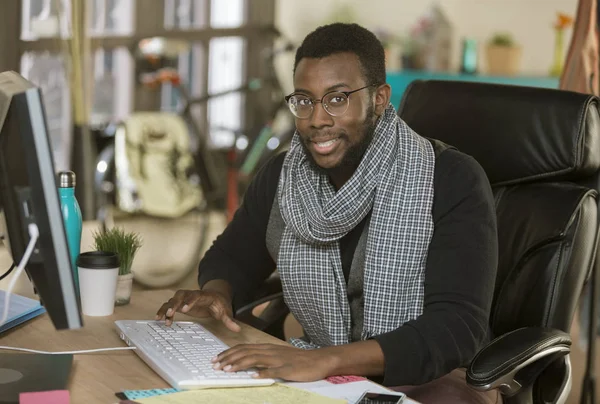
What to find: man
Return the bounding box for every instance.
[157,23,499,403]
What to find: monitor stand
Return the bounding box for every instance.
[0,353,72,404]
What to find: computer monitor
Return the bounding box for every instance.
[0,70,82,330]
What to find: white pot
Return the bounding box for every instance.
[115,273,134,306]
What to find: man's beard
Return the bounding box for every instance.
[300,103,377,176]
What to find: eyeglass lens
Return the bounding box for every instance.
[287,92,349,118]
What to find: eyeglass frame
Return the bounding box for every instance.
[284,84,379,119]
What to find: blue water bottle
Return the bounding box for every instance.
[58,171,82,291]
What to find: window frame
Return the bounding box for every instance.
[0,0,276,167]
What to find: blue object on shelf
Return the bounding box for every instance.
[386,69,560,109]
[460,38,478,74]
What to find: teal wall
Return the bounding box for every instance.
[387,70,560,109]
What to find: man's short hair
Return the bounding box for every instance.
[293,23,386,87]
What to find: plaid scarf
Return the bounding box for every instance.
[277,104,436,348]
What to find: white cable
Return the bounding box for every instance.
[0,223,39,326]
[0,346,136,355]
[0,223,137,356]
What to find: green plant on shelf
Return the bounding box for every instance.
[489,32,516,47]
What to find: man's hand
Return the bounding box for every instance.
[155,288,241,332]
[211,344,336,382]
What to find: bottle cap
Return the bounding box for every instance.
[58,171,76,188]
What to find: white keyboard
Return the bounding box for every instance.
[115,320,276,389]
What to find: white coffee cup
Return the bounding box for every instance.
[77,251,120,316]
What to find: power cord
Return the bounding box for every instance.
[0,346,136,355]
[0,263,15,281]
[0,223,39,326]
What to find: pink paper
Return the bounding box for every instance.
[19,390,70,404]
[326,375,367,384]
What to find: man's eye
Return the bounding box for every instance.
[329,96,345,104]
[297,98,312,106]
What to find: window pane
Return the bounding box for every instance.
[90,0,135,36]
[20,52,71,171]
[207,37,245,148]
[164,0,207,29]
[210,0,245,28]
[92,47,133,126]
[21,0,69,39]
[22,0,135,39]
[160,43,204,113]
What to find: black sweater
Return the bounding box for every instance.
[198,143,498,387]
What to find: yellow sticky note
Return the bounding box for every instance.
[134,383,346,404]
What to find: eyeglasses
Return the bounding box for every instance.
[284,84,377,119]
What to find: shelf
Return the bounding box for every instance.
[387,69,560,109]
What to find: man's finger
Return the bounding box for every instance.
[156,297,180,320]
[216,347,270,367]
[220,353,277,372]
[155,302,172,320]
[213,344,276,362]
[181,293,216,313]
[254,366,284,379]
[207,300,234,323]
[165,296,186,325]
[222,315,241,332]
[180,293,205,313]
[156,290,186,317]
[223,344,277,352]
[214,346,253,365]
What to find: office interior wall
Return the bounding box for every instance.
[274,0,579,92]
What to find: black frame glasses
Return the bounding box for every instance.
[284,84,378,119]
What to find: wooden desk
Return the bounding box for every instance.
[1,289,287,403]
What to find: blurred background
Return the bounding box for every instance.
[1,0,578,181]
[0,0,591,401]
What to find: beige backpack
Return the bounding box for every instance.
[113,112,203,218]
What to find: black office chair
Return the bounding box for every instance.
[234,272,288,340]
[398,80,600,404]
[235,80,600,404]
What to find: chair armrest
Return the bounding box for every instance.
[466,327,571,396]
[234,292,288,334]
[234,273,289,339]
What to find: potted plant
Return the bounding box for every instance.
[92,227,143,306]
[485,32,522,76]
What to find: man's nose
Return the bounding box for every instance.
[309,102,334,128]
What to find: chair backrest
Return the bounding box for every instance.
[398,80,600,339]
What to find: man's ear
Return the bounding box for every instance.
[374,84,391,117]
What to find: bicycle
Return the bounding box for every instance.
[133,35,296,221]
[95,32,295,226]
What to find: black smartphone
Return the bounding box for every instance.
[357,391,406,403]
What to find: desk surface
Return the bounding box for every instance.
[1,289,287,403]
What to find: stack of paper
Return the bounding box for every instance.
[131,384,345,404]
[287,376,407,403]
[117,377,409,404]
[0,290,45,334]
